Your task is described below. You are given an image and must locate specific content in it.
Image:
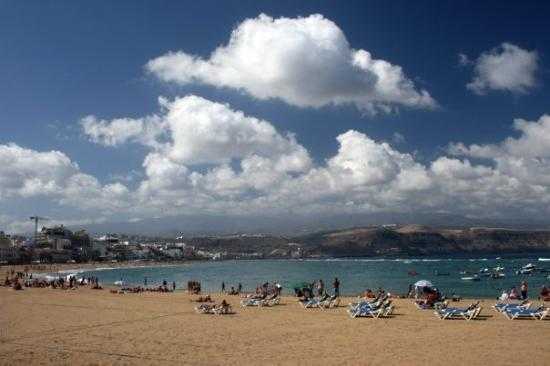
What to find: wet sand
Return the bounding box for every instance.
[0,287,548,365]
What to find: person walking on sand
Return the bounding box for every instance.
[172,281,176,291]
[221,281,225,293]
[333,277,340,297]
[238,283,242,294]
[520,281,528,299]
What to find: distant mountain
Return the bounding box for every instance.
[129,224,550,258]
[296,226,550,257]
[68,212,550,237]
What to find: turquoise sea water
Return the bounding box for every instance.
[73,255,550,298]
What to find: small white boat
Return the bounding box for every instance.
[538,258,550,262]
[493,266,505,272]
[461,275,481,281]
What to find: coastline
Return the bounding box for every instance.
[0,259,193,275]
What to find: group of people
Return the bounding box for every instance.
[295,278,341,300]
[221,281,244,295]
[2,270,104,291]
[499,281,530,301]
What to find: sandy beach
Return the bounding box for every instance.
[0,287,548,366]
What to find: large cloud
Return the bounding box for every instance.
[0,143,130,212]
[464,43,538,95]
[449,114,550,185]
[146,14,436,114]
[6,97,550,232]
[81,96,550,222]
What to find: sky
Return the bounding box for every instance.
[1,1,550,234]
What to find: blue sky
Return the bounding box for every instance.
[1,1,550,233]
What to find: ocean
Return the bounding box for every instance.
[72,255,550,298]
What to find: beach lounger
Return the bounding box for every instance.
[493,301,531,313]
[320,296,340,309]
[435,305,482,320]
[241,296,279,307]
[349,302,393,318]
[504,306,546,320]
[262,296,280,307]
[303,295,330,308]
[195,304,216,314]
[213,304,234,315]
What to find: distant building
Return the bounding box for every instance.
[37,225,73,249]
[0,231,12,249]
[0,231,19,263]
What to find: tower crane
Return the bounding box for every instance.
[29,216,49,246]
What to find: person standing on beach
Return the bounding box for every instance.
[521,281,528,299]
[172,281,176,291]
[144,277,147,286]
[317,279,324,296]
[238,283,242,293]
[221,282,225,293]
[333,277,340,297]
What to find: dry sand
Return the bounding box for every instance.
[0,287,548,365]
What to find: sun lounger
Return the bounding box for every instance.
[435,305,482,320]
[303,295,330,308]
[320,296,340,309]
[196,303,234,315]
[504,306,546,320]
[493,301,531,313]
[241,295,280,307]
[213,304,234,315]
[195,304,216,314]
[349,302,394,318]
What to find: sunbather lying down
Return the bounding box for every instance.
[193,295,213,303]
[434,302,482,321]
[195,299,235,315]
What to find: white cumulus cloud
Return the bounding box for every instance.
[465,43,538,95]
[146,14,436,114]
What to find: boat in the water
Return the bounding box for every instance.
[517,263,536,275]
[491,272,505,279]
[538,258,550,262]
[479,268,491,276]
[461,275,481,281]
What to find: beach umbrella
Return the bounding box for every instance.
[413,280,433,288]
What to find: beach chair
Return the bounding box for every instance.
[348,297,386,312]
[303,295,330,308]
[435,305,482,320]
[261,296,280,307]
[320,296,340,309]
[195,304,215,314]
[504,306,546,320]
[435,302,481,320]
[493,301,531,313]
[240,298,263,307]
[213,304,234,315]
[349,302,393,318]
